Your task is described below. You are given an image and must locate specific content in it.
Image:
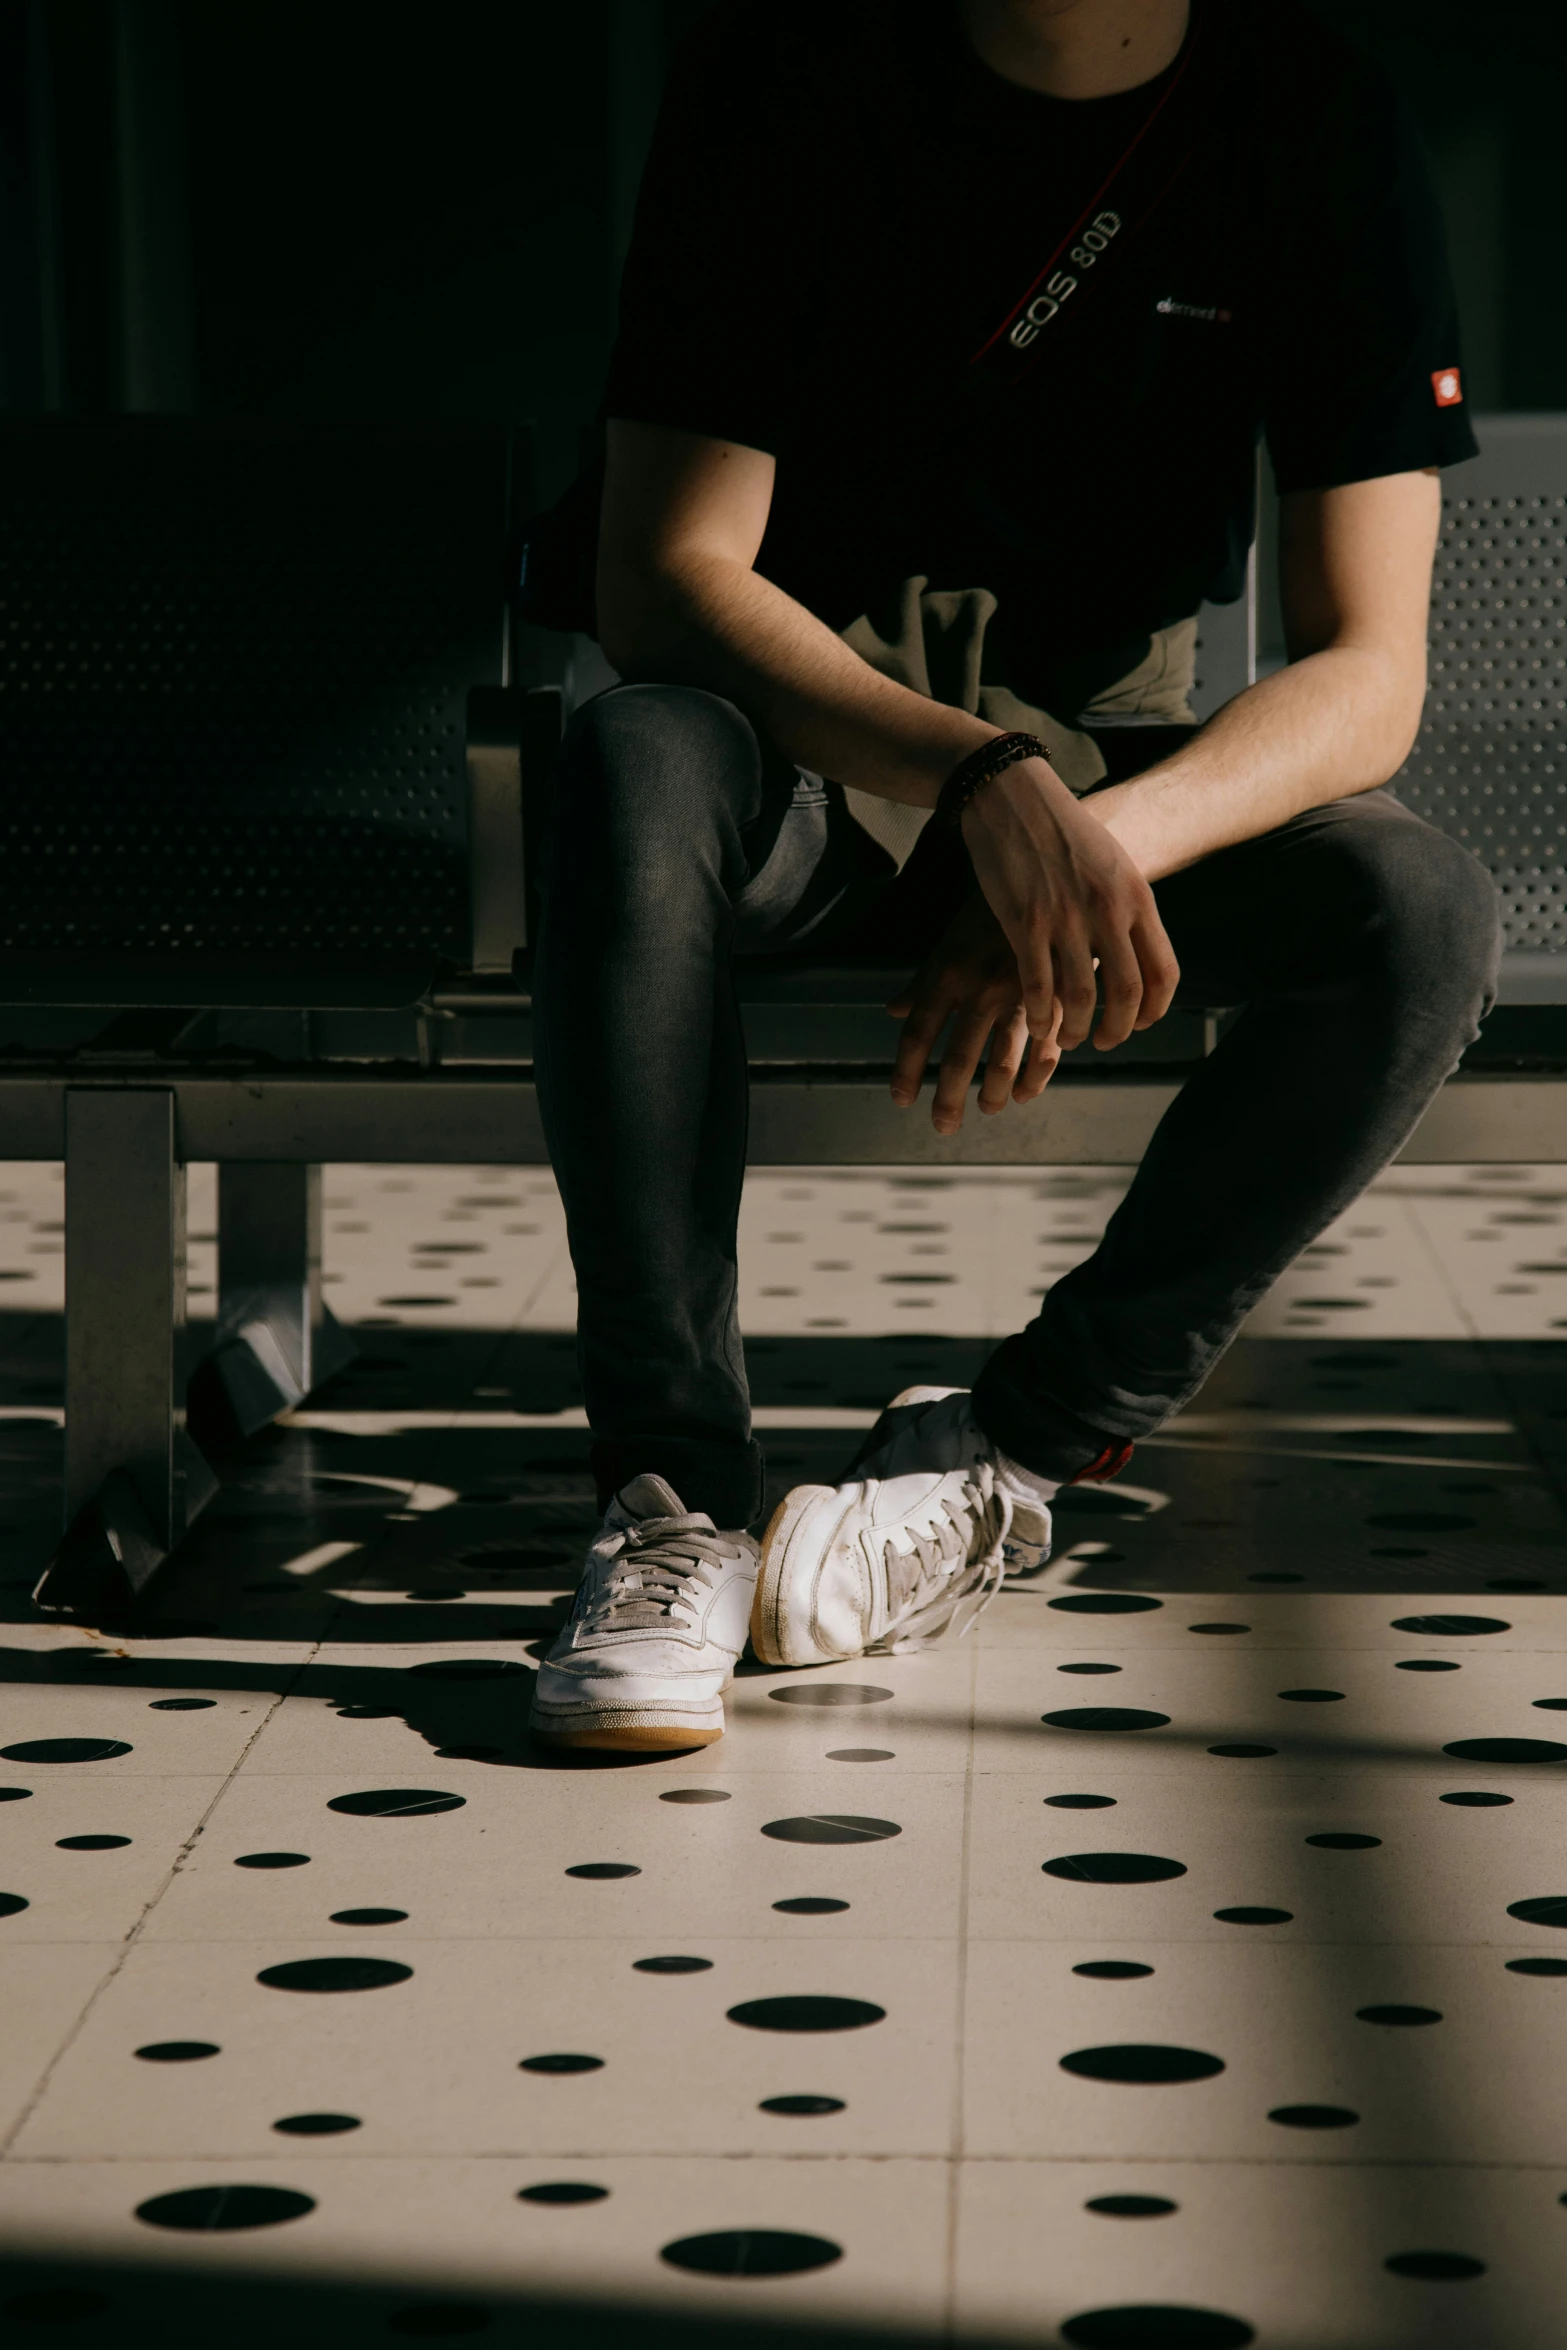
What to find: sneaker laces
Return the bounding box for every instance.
[582,1513,740,1633]
[876,1464,1011,1654]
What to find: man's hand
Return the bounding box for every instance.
[888,894,1065,1136]
[960,755,1180,1048]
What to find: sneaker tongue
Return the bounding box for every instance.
[614,1471,709,1528]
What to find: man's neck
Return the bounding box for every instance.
[959,0,1190,99]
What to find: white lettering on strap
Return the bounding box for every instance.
[1008,213,1120,349]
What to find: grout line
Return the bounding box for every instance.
[0,1645,327,2160]
[1399,1192,1486,1343]
[8,2149,1567,2171]
[943,1635,978,2341]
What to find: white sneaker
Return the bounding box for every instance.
[750,1387,1053,1669]
[530,1473,759,1750]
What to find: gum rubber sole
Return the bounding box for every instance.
[531,1720,724,1751]
[751,1485,837,1669]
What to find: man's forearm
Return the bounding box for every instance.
[600,551,1001,808]
[1085,642,1429,883]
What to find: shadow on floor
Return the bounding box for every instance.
[0,2252,1007,2350]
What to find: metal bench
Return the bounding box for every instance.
[2,414,1562,1617]
[0,417,540,1611]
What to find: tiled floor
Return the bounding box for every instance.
[1,1160,1566,2347]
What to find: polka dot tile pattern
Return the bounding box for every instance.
[0,1158,1564,2344]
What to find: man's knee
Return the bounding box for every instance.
[1356,804,1503,1017]
[557,682,760,842]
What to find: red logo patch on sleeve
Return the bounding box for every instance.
[1432,368,1463,408]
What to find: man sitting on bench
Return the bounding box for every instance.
[526,0,1499,1748]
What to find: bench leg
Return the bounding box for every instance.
[33,1089,218,1618]
[188,1163,355,1444]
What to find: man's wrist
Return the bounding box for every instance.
[958,753,1071,834]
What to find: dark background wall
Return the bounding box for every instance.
[2,0,1563,513]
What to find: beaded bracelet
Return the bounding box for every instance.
[934,731,1049,830]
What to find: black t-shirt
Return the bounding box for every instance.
[530,0,1477,718]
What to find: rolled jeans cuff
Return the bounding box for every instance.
[971,1343,1134,1486]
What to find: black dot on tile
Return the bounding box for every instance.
[661,2230,841,2278]
[57,1833,130,1850]
[1190,1624,1250,1636]
[1,2289,110,2320]
[1044,1853,1186,1884]
[1214,1907,1293,1926]
[385,2305,491,2336]
[728,1995,884,2033]
[761,1815,900,1845]
[1208,1745,1278,1760]
[1061,2044,1223,2085]
[1448,1737,1567,1771]
[235,1851,310,1869]
[1042,1709,1170,1733]
[760,2094,845,2116]
[1061,2310,1253,2349]
[331,1908,408,1926]
[1058,1663,1123,1676]
[566,1862,640,1879]
[1397,1659,1460,1672]
[409,1659,527,1681]
[517,2182,609,2204]
[273,2112,360,2135]
[768,1685,893,1708]
[1277,1689,1344,1704]
[327,1789,465,1818]
[1046,1795,1117,1809]
[1085,2196,1177,2218]
[1358,2004,1442,2027]
[826,1748,894,1761]
[1442,1791,1511,1807]
[136,2041,219,2062]
[1306,1833,1381,1850]
[1268,2104,1358,2129]
[773,1897,849,1914]
[518,2053,603,2074]
[1507,1896,1567,1929]
[660,1789,731,1804]
[0,1789,31,1803]
[1392,1613,1507,1636]
[0,1893,29,1918]
[257,1957,412,1993]
[1248,1572,1303,1585]
[136,2184,315,2231]
[1074,1961,1154,1980]
[148,1698,216,1711]
[1507,1957,1567,1976]
[633,1955,711,1974]
[1048,1594,1163,1615]
[0,1739,131,1764]
[1535,1699,1567,1713]
[1384,2252,1485,2281]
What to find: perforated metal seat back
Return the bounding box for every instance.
[0,419,511,984]
[1393,416,1567,992]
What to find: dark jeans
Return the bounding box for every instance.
[535,681,1502,1527]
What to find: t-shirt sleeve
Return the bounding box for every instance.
[1258,45,1479,494]
[599,4,829,455]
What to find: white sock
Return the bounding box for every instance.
[993,1447,1061,1511]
